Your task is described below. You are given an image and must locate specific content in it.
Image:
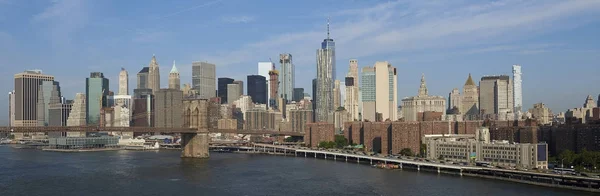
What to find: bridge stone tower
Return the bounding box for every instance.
[181,99,210,158]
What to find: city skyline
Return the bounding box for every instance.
[1,0,600,125]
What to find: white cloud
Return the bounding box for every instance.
[31,0,88,48]
[160,0,223,19]
[200,0,600,70]
[221,15,256,24]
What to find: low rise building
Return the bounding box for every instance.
[424,127,548,169]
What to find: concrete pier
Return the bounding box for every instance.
[181,131,210,158]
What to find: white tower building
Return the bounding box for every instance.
[513,65,522,116]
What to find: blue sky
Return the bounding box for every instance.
[1,0,600,125]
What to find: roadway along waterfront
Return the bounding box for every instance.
[250,143,600,192]
[1,145,597,196]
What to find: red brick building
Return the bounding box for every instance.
[343,120,542,156]
[304,122,335,148]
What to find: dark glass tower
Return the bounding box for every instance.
[218,77,234,104]
[247,75,267,104]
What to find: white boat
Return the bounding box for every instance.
[0,138,12,144]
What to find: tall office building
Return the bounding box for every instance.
[345,76,359,121]
[462,74,479,118]
[512,65,522,114]
[86,72,109,125]
[38,81,62,126]
[315,19,336,122]
[14,70,54,127]
[147,55,161,93]
[312,78,317,122]
[48,101,72,127]
[344,59,360,121]
[154,89,183,128]
[192,61,216,99]
[8,91,15,127]
[375,62,397,121]
[361,67,376,121]
[169,61,180,90]
[333,80,341,109]
[293,88,304,102]
[227,83,242,105]
[448,88,462,112]
[247,75,267,104]
[118,68,129,95]
[268,69,279,109]
[279,54,294,102]
[218,78,235,104]
[258,62,275,104]
[348,59,359,85]
[479,75,513,116]
[233,80,244,96]
[137,67,149,89]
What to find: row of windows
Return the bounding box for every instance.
[402,100,445,106]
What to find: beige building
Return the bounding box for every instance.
[374,61,397,121]
[401,74,446,121]
[227,83,242,105]
[334,109,349,133]
[155,89,183,129]
[528,103,553,125]
[147,55,161,94]
[462,74,479,118]
[233,95,253,120]
[565,95,596,123]
[289,109,313,133]
[169,61,180,90]
[217,119,237,129]
[479,75,513,117]
[66,93,86,137]
[245,109,281,130]
[448,74,479,120]
[345,59,360,121]
[424,128,548,169]
[118,68,129,95]
[333,80,341,109]
[448,88,461,112]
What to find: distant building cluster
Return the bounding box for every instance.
[5,19,599,160]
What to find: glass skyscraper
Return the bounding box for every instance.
[315,19,336,122]
[86,72,109,125]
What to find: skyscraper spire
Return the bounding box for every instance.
[418,73,428,97]
[327,17,330,39]
[170,60,179,73]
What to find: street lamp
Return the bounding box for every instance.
[561,158,565,168]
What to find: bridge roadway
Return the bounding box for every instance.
[0,126,304,136]
[252,143,480,172]
[252,143,600,192]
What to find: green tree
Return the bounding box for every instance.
[284,137,295,142]
[318,141,329,148]
[558,150,576,167]
[420,143,427,157]
[334,135,348,148]
[400,148,414,156]
[327,141,336,149]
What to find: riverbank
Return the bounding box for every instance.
[42,148,122,152]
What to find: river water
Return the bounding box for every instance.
[0,146,594,196]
